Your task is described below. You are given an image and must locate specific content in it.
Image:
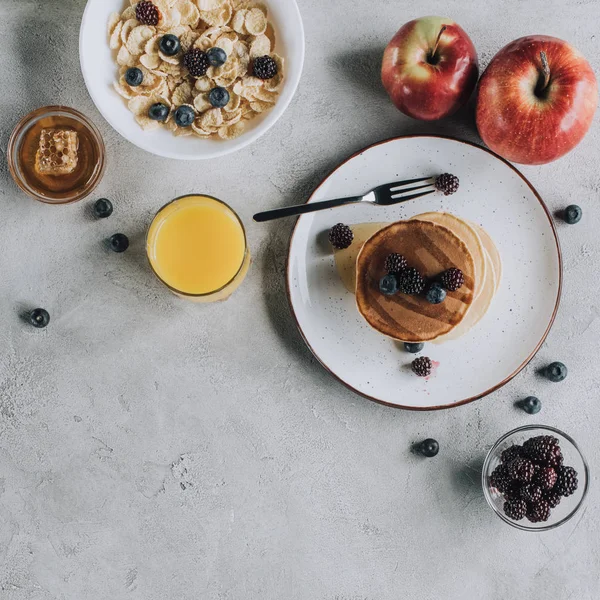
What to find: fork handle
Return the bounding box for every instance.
[253,195,362,222]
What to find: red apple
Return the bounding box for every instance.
[382,16,479,121]
[476,36,598,165]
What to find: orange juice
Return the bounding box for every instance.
[147,195,250,301]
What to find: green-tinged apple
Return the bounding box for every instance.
[381,16,479,121]
[476,36,598,165]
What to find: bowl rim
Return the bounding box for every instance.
[78,0,305,161]
[482,424,590,532]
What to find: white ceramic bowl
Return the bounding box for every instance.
[79,0,305,160]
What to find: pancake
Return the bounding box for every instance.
[470,220,502,289]
[411,212,487,300]
[355,220,476,342]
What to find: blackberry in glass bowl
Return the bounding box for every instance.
[482,425,589,531]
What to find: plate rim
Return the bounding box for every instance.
[285,134,563,411]
[78,0,305,161]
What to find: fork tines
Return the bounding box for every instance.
[378,176,436,205]
[388,176,435,197]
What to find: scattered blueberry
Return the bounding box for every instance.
[418,438,439,458]
[174,105,195,127]
[125,67,144,87]
[521,396,542,414]
[207,47,227,67]
[404,342,425,354]
[93,198,113,219]
[563,205,582,225]
[159,34,181,56]
[208,86,230,108]
[425,281,447,304]
[110,233,130,253]
[149,103,170,122]
[29,308,50,328]
[544,362,567,383]
[379,273,398,296]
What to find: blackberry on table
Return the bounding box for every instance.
[136,1,160,25]
[504,498,527,521]
[328,223,353,249]
[554,465,578,497]
[526,498,551,523]
[384,253,408,274]
[397,267,425,295]
[507,457,535,483]
[412,356,433,378]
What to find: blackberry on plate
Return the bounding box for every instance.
[209,86,230,108]
[148,103,169,122]
[397,267,425,295]
[543,491,562,508]
[418,438,439,458]
[328,223,353,249]
[526,498,551,523]
[425,281,447,304]
[412,356,433,377]
[521,396,541,414]
[563,204,582,225]
[535,466,557,490]
[520,484,542,503]
[136,1,160,26]
[434,173,459,196]
[109,233,129,253]
[555,465,578,497]
[29,308,50,328]
[507,457,535,483]
[125,67,144,87]
[174,105,195,127]
[384,253,408,274]
[183,48,210,77]
[379,274,398,296]
[404,342,424,354]
[523,435,562,467]
[207,47,227,67]
[159,34,180,56]
[500,444,523,464]
[253,55,278,80]
[439,267,464,292]
[94,198,113,218]
[504,498,527,521]
[544,361,568,383]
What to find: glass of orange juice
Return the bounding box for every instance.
[146,194,250,302]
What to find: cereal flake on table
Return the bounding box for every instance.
[107,0,285,140]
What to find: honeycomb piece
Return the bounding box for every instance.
[35,129,79,176]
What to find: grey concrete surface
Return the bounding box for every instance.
[1,0,599,598]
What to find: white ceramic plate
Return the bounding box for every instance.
[287,136,562,410]
[79,0,304,160]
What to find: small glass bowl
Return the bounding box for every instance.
[482,425,589,531]
[7,106,106,204]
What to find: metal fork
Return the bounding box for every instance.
[253,176,436,223]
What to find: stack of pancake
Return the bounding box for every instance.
[333,213,501,343]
